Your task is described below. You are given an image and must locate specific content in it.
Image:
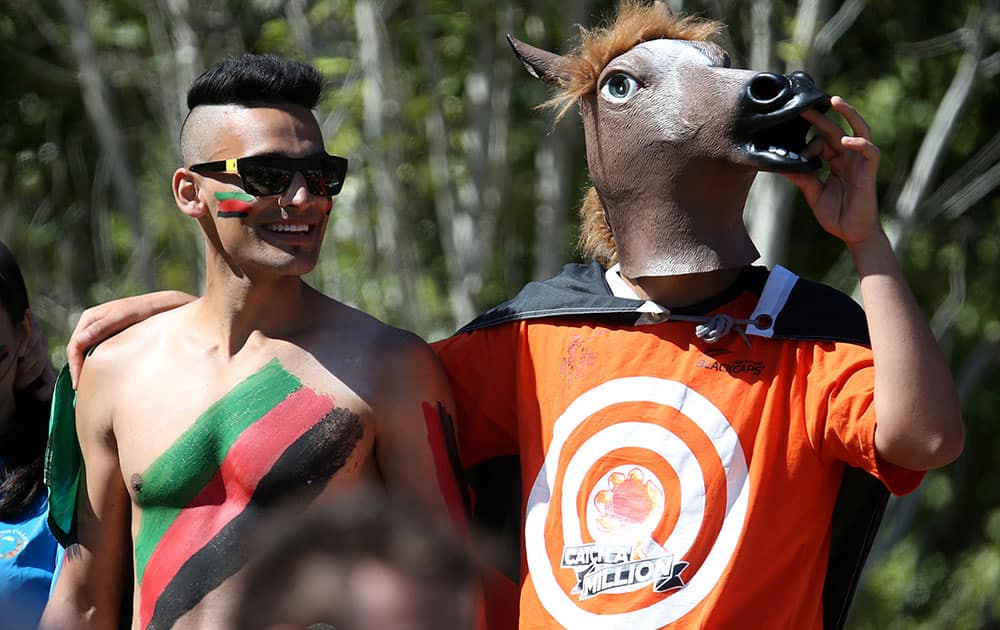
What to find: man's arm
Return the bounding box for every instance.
[41,349,132,630]
[374,330,470,531]
[67,291,195,388]
[850,230,964,469]
[786,96,964,471]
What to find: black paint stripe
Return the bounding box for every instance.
[436,402,471,515]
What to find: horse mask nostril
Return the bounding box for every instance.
[742,73,793,112]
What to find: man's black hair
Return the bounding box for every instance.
[186,53,323,111]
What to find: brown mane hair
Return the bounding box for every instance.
[542,1,724,267]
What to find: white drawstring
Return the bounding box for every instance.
[667,313,760,348]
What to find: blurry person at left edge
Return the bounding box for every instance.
[0,239,60,630]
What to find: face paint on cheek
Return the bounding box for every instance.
[214,191,256,218]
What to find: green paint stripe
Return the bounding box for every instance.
[214,191,256,202]
[133,359,300,581]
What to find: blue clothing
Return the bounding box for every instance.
[0,490,63,630]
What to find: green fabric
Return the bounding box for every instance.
[43,365,80,547]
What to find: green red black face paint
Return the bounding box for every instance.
[133,359,364,629]
[215,191,333,217]
[214,191,256,218]
[422,401,470,529]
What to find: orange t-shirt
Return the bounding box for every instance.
[433,284,923,629]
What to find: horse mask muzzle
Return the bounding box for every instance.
[736,71,831,173]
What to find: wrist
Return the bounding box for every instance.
[846,226,889,256]
[847,228,897,277]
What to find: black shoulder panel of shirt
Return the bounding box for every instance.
[456,261,870,347]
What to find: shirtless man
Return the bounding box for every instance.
[42,54,463,630]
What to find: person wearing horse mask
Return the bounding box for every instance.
[61,3,962,629]
[433,4,962,628]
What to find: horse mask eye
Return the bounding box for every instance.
[601,73,640,102]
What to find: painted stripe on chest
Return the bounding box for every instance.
[138,385,336,628]
[132,360,300,582]
[144,406,363,630]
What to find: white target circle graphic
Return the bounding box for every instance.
[569,423,706,594]
[525,377,750,628]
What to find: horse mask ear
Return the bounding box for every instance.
[506,34,571,86]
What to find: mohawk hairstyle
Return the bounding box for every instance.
[186,53,323,111]
[545,1,724,120]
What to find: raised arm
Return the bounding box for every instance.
[67,291,195,388]
[373,330,470,532]
[41,349,132,630]
[785,96,964,470]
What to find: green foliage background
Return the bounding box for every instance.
[1,0,997,625]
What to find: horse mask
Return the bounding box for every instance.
[509,1,829,278]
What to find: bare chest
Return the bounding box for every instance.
[116,359,375,629]
[116,358,373,511]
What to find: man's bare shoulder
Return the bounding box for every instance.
[300,290,430,355]
[83,303,192,371]
[84,307,184,370]
[77,301,199,414]
[295,291,443,393]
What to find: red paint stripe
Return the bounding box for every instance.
[218,199,254,213]
[421,402,469,534]
[139,387,335,628]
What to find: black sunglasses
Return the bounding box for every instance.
[189,153,348,198]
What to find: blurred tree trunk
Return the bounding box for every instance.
[532,0,592,280]
[148,0,203,154]
[823,2,996,296]
[59,0,153,290]
[411,0,471,327]
[285,0,314,60]
[742,0,787,268]
[532,122,575,278]
[456,2,514,323]
[354,0,423,331]
[889,3,992,251]
[413,0,514,328]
